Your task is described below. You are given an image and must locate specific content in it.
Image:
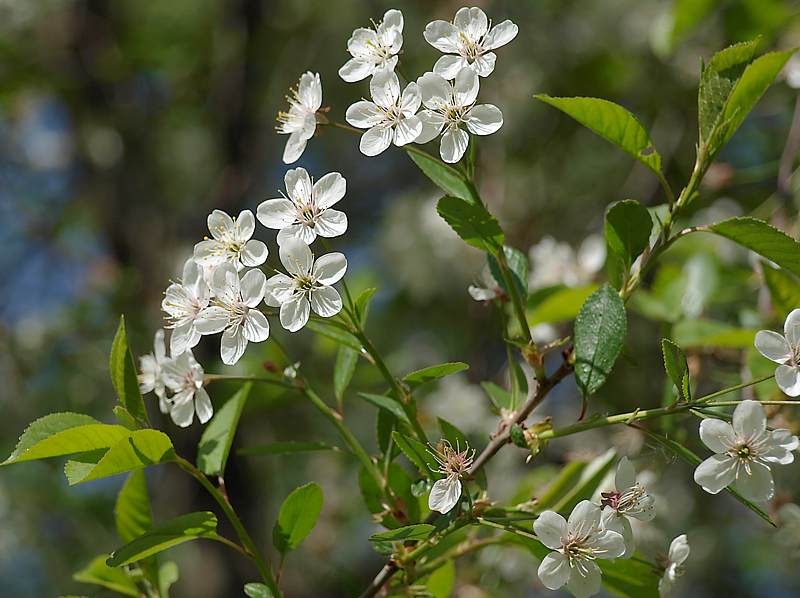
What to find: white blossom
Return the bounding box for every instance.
[276,71,322,164]
[257,167,347,245]
[600,457,655,557]
[755,309,800,396]
[693,400,799,502]
[264,238,346,332]
[427,440,475,514]
[468,266,503,301]
[528,235,606,290]
[138,329,171,414]
[161,350,212,427]
[193,210,268,271]
[345,69,422,156]
[162,258,210,355]
[423,6,518,79]
[534,500,626,598]
[338,9,403,83]
[415,69,502,163]
[658,534,689,596]
[195,263,269,365]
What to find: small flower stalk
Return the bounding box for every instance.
[427,440,475,514]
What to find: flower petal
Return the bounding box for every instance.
[592,528,627,559]
[243,309,270,343]
[762,429,799,464]
[264,273,296,307]
[394,115,422,146]
[483,20,519,50]
[314,209,348,238]
[537,552,570,591]
[381,9,403,33]
[236,210,255,240]
[565,560,601,598]
[754,330,791,363]
[399,82,422,115]
[614,456,636,491]
[170,323,200,356]
[285,167,312,204]
[279,238,313,277]
[207,210,234,240]
[423,20,459,53]
[699,418,736,453]
[240,269,266,306]
[313,252,347,285]
[471,52,497,77]
[567,500,601,539]
[418,72,451,110]
[415,110,445,144]
[428,477,461,513]
[533,510,567,550]
[346,100,383,129]
[360,125,393,156]
[339,57,374,83]
[313,172,346,209]
[776,364,800,397]
[240,239,268,267]
[456,7,488,40]
[310,286,342,318]
[211,262,240,301]
[785,308,800,347]
[668,534,690,566]
[733,460,774,502]
[277,223,317,246]
[453,67,479,107]
[439,126,469,163]
[257,198,297,229]
[282,131,308,164]
[465,104,503,135]
[170,393,196,428]
[194,306,229,335]
[194,386,213,424]
[297,71,321,111]
[280,294,310,332]
[733,399,766,437]
[370,68,400,109]
[433,55,468,80]
[693,454,737,494]
[220,326,248,365]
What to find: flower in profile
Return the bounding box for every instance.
[345,69,422,156]
[468,267,504,302]
[755,309,800,396]
[162,258,210,355]
[161,350,212,427]
[276,71,322,164]
[534,500,626,598]
[657,534,689,596]
[693,400,799,501]
[423,7,518,79]
[257,167,347,245]
[600,457,655,556]
[264,238,347,332]
[138,329,171,414]
[415,68,503,163]
[195,264,269,365]
[194,210,268,271]
[427,439,474,514]
[339,9,403,83]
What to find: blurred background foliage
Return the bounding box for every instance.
[2,0,800,596]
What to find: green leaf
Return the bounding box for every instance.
[69,430,175,485]
[698,39,761,146]
[481,381,513,413]
[673,319,757,348]
[197,384,250,476]
[357,393,410,424]
[115,470,153,543]
[598,557,660,598]
[488,246,529,296]
[408,151,476,201]
[237,441,341,457]
[392,431,440,478]
[534,95,661,175]
[334,346,358,403]
[605,200,653,269]
[305,320,364,352]
[3,421,128,466]
[376,408,396,455]
[661,339,691,401]
[369,524,435,542]
[272,482,323,554]
[108,512,219,567]
[403,362,469,389]
[641,429,774,525]
[762,263,800,316]
[574,284,627,396]
[74,555,139,596]
[358,464,415,528]
[426,560,456,598]
[528,285,598,325]
[110,316,148,425]
[436,195,504,254]
[244,583,275,598]
[706,217,800,277]
[716,49,795,149]
[113,406,138,430]
[354,287,378,325]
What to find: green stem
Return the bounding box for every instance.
[176,457,279,596]
[699,373,775,403]
[411,535,507,580]
[475,517,540,542]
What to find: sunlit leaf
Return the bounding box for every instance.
[110,316,148,425]
[272,482,324,554]
[403,362,469,389]
[661,339,691,401]
[437,195,504,254]
[74,555,139,596]
[197,384,250,476]
[369,524,434,542]
[408,151,476,201]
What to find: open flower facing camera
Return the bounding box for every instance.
[6,6,800,598]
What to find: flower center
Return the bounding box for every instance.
[563,539,595,565]
[429,440,475,478]
[458,32,483,60]
[296,276,316,292]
